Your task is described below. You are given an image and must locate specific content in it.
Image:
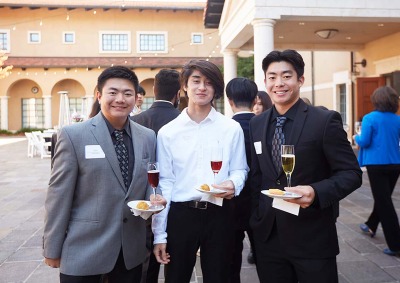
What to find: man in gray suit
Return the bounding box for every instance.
[43,66,166,283]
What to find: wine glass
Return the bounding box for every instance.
[355,121,362,135]
[147,162,162,209]
[281,145,295,187]
[211,144,223,184]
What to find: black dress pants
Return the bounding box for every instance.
[165,200,234,283]
[60,249,142,283]
[254,224,338,283]
[365,164,400,251]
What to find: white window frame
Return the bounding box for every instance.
[136,31,168,54]
[63,31,75,44]
[99,31,131,53]
[0,29,10,52]
[191,33,203,45]
[28,31,41,44]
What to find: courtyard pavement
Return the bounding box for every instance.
[0,136,399,283]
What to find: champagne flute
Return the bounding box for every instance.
[355,121,362,135]
[147,162,162,209]
[281,145,295,187]
[211,144,223,184]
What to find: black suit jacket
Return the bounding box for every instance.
[232,112,255,230]
[131,101,180,135]
[249,99,362,258]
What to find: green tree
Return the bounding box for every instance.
[237,56,254,80]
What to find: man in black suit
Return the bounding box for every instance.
[249,49,362,283]
[226,77,258,283]
[132,68,181,283]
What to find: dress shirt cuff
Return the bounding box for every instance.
[229,176,244,196]
[153,232,167,245]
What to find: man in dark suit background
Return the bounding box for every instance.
[249,49,362,283]
[132,68,181,283]
[226,77,259,283]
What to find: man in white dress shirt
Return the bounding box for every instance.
[152,59,248,283]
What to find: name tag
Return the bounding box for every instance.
[254,141,262,154]
[85,145,105,159]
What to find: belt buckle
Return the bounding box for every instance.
[197,201,207,210]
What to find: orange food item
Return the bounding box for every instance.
[137,201,149,210]
[200,184,210,191]
[268,189,285,195]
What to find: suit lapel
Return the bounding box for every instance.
[90,114,127,192]
[127,120,145,196]
[287,101,308,147]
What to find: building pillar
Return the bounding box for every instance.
[223,49,238,117]
[252,19,276,91]
[0,96,9,130]
[85,94,94,119]
[43,95,52,129]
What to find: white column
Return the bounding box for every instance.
[252,19,276,91]
[223,49,238,117]
[0,96,9,130]
[43,95,52,129]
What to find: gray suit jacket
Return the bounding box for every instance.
[43,113,156,276]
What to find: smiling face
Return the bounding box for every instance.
[264,61,304,114]
[97,78,136,129]
[184,70,215,109]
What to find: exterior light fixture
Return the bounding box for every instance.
[315,29,338,39]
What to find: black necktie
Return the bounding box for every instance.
[114,130,129,189]
[272,116,287,173]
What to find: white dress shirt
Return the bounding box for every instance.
[153,107,248,244]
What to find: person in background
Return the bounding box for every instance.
[249,49,362,283]
[226,77,258,282]
[354,86,400,256]
[252,90,272,115]
[131,85,146,116]
[153,59,248,283]
[43,66,166,283]
[132,69,181,283]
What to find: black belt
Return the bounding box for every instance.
[179,200,208,210]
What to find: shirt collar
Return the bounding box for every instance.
[233,110,253,117]
[271,99,301,122]
[102,113,131,138]
[181,107,217,124]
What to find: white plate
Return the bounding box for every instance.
[195,184,226,195]
[261,190,302,199]
[127,200,164,213]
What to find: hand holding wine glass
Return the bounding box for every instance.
[281,145,295,187]
[211,144,223,185]
[147,162,162,209]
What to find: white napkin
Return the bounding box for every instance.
[130,209,153,220]
[200,194,223,206]
[272,198,300,216]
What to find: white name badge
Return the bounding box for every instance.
[85,145,105,159]
[254,141,262,154]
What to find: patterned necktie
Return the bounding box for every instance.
[114,130,129,189]
[271,116,287,173]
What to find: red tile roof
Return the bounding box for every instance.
[6,56,223,69]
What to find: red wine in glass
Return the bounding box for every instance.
[211,161,222,174]
[147,162,162,209]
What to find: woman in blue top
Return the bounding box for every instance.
[354,86,400,256]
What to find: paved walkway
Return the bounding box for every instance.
[0,137,399,283]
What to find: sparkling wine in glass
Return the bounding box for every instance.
[147,162,162,209]
[211,144,223,184]
[281,145,295,187]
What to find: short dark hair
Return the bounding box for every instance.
[154,69,180,101]
[262,49,305,79]
[97,66,139,94]
[138,85,146,95]
[226,77,258,109]
[180,59,224,100]
[371,86,399,113]
[256,91,273,111]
